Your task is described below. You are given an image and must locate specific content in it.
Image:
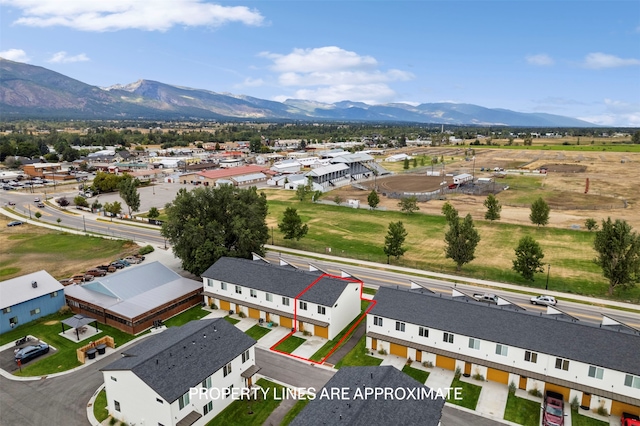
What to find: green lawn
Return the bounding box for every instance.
[93,389,109,423]
[274,336,306,353]
[280,397,310,426]
[447,377,482,410]
[224,316,240,325]
[163,306,209,328]
[362,287,377,295]
[245,325,271,340]
[309,303,368,362]
[334,335,382,369]
[571,410,609,426]
[207,378,285,426]
[401,364,430,384]
[503,392,541,426]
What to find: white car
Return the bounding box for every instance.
[530,295,557,306]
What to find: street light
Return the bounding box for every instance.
[545,264,551,290]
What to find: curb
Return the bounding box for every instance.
[86,384,106,426]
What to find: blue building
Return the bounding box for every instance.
[1,270,65,334]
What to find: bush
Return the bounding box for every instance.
[109,417,117,426]
[570,395,579,411]
[270,322,278,327]
[210,303,218,310]
[528,387,542,398]
[454,366,462,379]
[238,311,246,318]
[378,348,387,355]
[139,245,154,255]
[303,330,311,336]
[596,405,608,416]
[472,373,485,381]
[59,305,72,315]
[422,361,434,368]
[508,381,516,395]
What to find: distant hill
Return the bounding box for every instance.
[0,58,596,126]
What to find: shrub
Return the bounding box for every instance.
[59,305,72,315]
[454,366,462,379]
[423,361,434,368]
[528,387,542,398]
[35,211,42,220]
[109,417,117,426]
[508,381,516,395]
[270,322,278,327]
[139,245,154,255]
[210,303,218,310]
[596,404,608,416]
[472,373,485,381]
[303,330,311,336]
[406,357,413,365]
[570,395,579,411]
[238,311,246,318]
[378,348,387,355]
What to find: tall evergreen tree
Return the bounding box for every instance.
[483,194,501,221]
[278,207,309,241]
[444,212,480,271]
[367,190,380,209]
[384,221,408,263]
[594,218,640,295]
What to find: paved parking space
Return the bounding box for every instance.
[0,338,56,373]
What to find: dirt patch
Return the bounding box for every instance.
[540,164,587,173]
[375,175,447,193]
[43,321,59,325]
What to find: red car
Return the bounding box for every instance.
[543,391,565,426]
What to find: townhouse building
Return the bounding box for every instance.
[202,257,362,340]
[367,287,640,416]
[101,318,258,426]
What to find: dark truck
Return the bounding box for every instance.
[622,413,640,426]
[542,391,565,426]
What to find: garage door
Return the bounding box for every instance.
[219,300,230,311]
[389,342,407,358]
[248,308,260,319]
[280,316,293,328]
[610,400,640,417]
[315,325,329,339]
[436,355,456,371]
[487,368,510,385]
[545,383,570,401]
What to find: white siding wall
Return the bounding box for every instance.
[326,282,361,339]
[366,314,640,400]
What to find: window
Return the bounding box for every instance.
[2,307,10,314]
[524,351,538,363]
[50,291,58,297]
[110,376,117,382]
[418,327,428,337]
[588,366,604,380]
[318,306,326,315]
[178,392,190,410]
[206,279,213,287]
[202,376,212,389]
[250,289,257,298]
[625,375,640,389]
[30,308,40,316]
[282,297,290,306]
[299,301,307,310]
[9,317,18,327]
[373,316,383,326]
[468,338,480,350]
[495,344,508,356]
[203,401,213,415]
[395,321,405,332]
[156,398,163,404]
[235,285,242,294]
[242,350,250,363]
[443,332,454,343]
[220,282,227,290]
[114,401,121,412]
[223,362,232,377]
[266,293,273,302]
[555,358,569,371]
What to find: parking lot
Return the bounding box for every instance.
[0,338,57,374]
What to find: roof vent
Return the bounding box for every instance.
[31,281,38,288]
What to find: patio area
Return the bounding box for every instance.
[58,315,101,342]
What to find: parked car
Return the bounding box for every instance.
[542,391,565,426]
[473,293,498,304]
[7,221,23,227]
[96,264,117,273]
[86,268,107,277]
[59,278,75,286]
[15,343,49,364]
[114,259,131,267]
[530,295,557,306]
[124,256,142,264]
[621,413,640,426]
[110,261,125,269]
[71,274,94,283]
[133,254,145,261]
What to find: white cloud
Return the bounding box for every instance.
[526,54,554,66]
[47,51,89,63]
[0,48,30,62]
[583,52,640,69]
[578,99,640,126]
[260,46,414,104]
[3,0,264,32]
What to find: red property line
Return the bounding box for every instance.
[269,273,375,366]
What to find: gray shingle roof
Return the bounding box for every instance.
[371,287,640,376]
[202,257,351,307]
[101,319,255,403]
[289,366,444,426]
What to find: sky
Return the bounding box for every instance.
[1,0,639,126]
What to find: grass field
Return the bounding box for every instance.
[503,393,541,426]
[274,335,306,353]
[162,306,209,328]
[207,378,285,426]
[245,324,271,340]
[224,316,240,325]
[571,409,609,426]
[309,308,366,362]
[401,364,430,383]
[334,335,382,369]
[93,389,109,423]
[265,198,639,302]
[447,377,481,410]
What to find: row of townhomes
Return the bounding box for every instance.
[367,286,640,417]
[201,256,362,340]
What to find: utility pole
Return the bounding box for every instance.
[545,264,551,290]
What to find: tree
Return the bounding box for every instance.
[278,207,308,241]
[161,185,269,276]
[444,213,480,271]
[119,177,140,216]
[74,196,89,208]
[593,218,640,296]
[512,236,545,281]
[56,218,61,225]
[383,221,408,263]
[403,158,410,170]
[632,130,640,144]
[367,190,380,209]
[398,196,419,214]
[147,207,160,219]
[412,158,418,168]
[57,197,69,208]
[91,200,102,213]
[35,211,42,219]
[585,218,598,231]
[295,181,312,201]
[333,195,343,205]
[483,194,501,221]
[103,201,122,221]
[441,202,458,223]
[530,197,550,227]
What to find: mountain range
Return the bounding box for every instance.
[0,58,595,126]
